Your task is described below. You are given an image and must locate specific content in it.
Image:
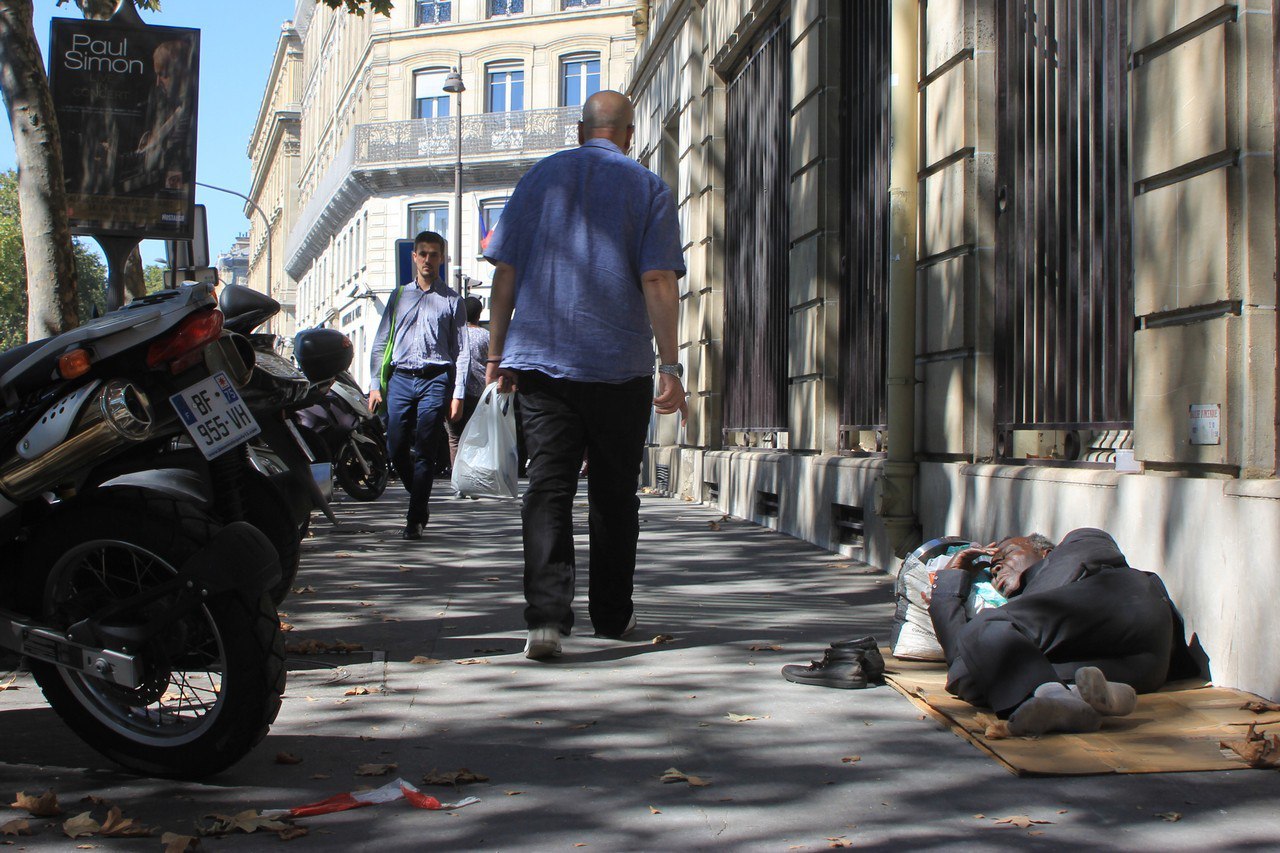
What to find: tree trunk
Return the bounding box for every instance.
[0,0,80,341]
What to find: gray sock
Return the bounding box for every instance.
[1073,666,1137,716]
[1008,682,1102,736]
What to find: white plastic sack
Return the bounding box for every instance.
[450,383,519,499]
[890,553,951,661]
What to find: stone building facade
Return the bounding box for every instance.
[629,0,1280,699]
[249,0,635,387]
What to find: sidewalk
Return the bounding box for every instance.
[1,484,1277,850]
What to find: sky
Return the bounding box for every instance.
[1,0,297,267]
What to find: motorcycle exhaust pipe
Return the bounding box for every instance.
[0,380,157,501]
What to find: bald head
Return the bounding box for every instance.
[579,90,635,151]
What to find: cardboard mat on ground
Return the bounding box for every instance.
[884,653,1280,776]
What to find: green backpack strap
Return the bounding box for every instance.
[378,285,403,396]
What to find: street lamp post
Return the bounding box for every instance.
[195,181,272,300]
[442,68,466,296]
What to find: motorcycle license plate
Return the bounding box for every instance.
[169,372,261,459]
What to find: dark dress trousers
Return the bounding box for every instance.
[928,528,1180,716]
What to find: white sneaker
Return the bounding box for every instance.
[524,626,562,660]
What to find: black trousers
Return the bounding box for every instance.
[516,370,652,636]
[931,530,1175,716]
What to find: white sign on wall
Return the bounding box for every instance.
[1189,403,1220,446]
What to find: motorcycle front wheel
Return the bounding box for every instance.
[22,491,285,779]
[334,437,389,501]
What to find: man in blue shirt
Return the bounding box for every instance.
[484,90,686,660]
[368,230,469,540]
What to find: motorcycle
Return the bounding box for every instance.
[295,370,389,502]
[0,283,287,778]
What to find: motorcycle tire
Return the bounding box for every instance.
[335,438,389,501]
[21,490,285,779]
[243,469,304,605]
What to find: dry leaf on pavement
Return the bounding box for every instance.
[708,521,721,531]
[11,790,62,817]
[454,658,490,665]
[98,806,151,838]
[726,713,764,722]
[344,686,372,696]
[748,644,782,652]
[841,756,861,764]
[279,826,309,841]
[0,674,19,691]
[161,831,200,852]
[199,810,292,836]
[62,812,100,838]
[1156,812,1182,822]
[355,763,397,777]
[649,806,661,814]
[292,585,315,594]
[570,721,597,730]
[410,656,443,665]
[422,768,489,787]
[0,819,30,836]
[993,816,1052,829]
[652,634,675,644]
[659,768,710,787]
[275,752,303,765]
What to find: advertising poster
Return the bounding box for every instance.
[48,18,200,239]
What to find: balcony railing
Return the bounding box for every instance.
[354,106,579,166]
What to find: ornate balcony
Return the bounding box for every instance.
[285,107,580,278]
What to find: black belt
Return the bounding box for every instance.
[395,364,450,378]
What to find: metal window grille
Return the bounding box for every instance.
[838,0,891,432]
[489,0,524,15]
[995,0,1133,433]
[563,0,601,6]
[723,18,790,434]
[416,1,451,25]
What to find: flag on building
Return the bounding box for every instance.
[478,209,496,252]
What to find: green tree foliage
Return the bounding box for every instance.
[143,263,166,294]
[0,169,107,350]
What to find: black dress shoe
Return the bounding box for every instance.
[401,522,423,540]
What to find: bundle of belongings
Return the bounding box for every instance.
[891,536,1002,661]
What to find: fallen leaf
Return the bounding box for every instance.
[841,756,861,764]
[279,621,294,632]
[482,577,501,582]
[1220,723,1280,768]
[659,768,711,787]
[0,820,30,837]
[199,810,292,836]
[973,814,985,819]
[748,644,782,652]
[649,805,661,814]
[573,845,586,848]
[355,763,397,776]
[454,658,490,666]
[344,686,372,696]
[63,812,101,838]
[358,601,374,607]
[279,826,309,841]
[11,790,61,817]
[382,616,401,622]
[0,674,20,692]
[161,832,199,852]
[275,752,303,765]
[1157,812,1182,822]
[1028,830,1046,837]
[652,634,675,644]
[708,521,721,531]
[98,806,152,838]
[422,768,489,787]
[1241,701,1280,713]
[336,552,353,558]
[827,838,854,848]
[726,713,763,722]
[292,585,315,594]
[994,816,1052,829]
[1057,810,1068,814]
[505,791,524,796]
[399,566,412,572]
[570,721,597,730]
[410,656,443,665]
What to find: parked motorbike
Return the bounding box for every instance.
[0,283,287,778]
[295,371,389,502]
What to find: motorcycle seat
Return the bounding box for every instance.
[0,336,56,408]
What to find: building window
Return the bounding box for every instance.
[413,69,451,119]
[409,204,450,240]
[479,199,507,254]
[563,0,601,7]
[486,62,525,112]
[488,0,524,16]
[560,53,601,107]
[416,0,451,25]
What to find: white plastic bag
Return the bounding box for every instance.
[451,382,519,499]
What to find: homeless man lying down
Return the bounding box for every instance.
[928,528,1193,736]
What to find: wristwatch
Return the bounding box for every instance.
[658,363,683,379]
